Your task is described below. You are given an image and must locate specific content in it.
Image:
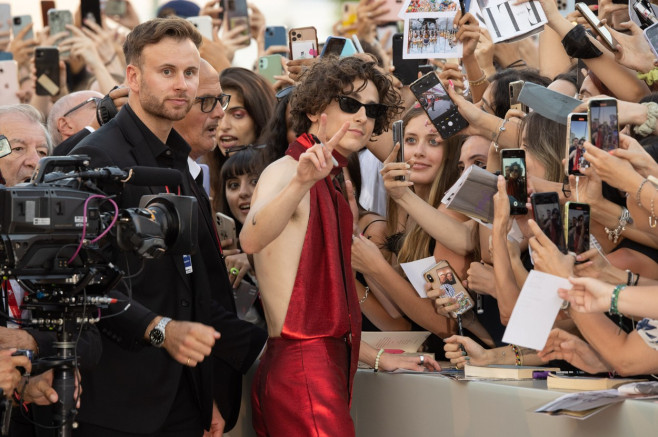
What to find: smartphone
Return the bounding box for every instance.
[509,80,528,113]
[104,0,126,17]
[0,3,10,34]
[40,1,56,27]
[531,192,567,253]
[81,0,101,27]
[423,260,474,317]
[342,1,359,32]
[265,25,287,51]
[565,201,590,255]
[645,21,658,58]
[376,0,405,23]
[224,0,250,47]
[392,33,421,85]
[500,148,528,215]
[35,46,60,96]
[588,98,619,152]
[187,16,213,39]
[289,26,318,60]
[258,54,284,85]
[575,2,617,51]
[0,60,19,105]
[12,15,33,41]
[321,36,347,57]
[48,8,73,39]
[635,0,658,29]
[215,212,237,250]
[565,113,589,175]
[409,72,469,139]
[392,120,405,181]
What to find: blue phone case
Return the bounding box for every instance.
[265,26,287,50]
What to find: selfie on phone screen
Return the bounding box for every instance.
[567,205,590,254]
[567,115,588,174]
[589,102,619,152]
[501,153,527,212]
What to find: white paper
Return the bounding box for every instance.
[502,270,568,350]
[399,256,436,298]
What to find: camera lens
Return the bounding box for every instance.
[426,274,434,282]
[14,17,21,25]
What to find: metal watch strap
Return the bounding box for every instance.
[151,317,172,347]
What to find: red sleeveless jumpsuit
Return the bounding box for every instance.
[251,136,362,437]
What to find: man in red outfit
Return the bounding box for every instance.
[240,56,439,437]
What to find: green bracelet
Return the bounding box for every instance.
[610,284,627,316]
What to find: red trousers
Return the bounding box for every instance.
[251,337,355,437]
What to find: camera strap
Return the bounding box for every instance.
[1,280,22,321]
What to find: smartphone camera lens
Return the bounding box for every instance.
[426,274,434,283]
[13,17,21,25]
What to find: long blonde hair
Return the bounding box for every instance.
[384,107,464,263]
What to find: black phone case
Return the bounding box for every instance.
[392,33,420,86]
[81,0,102,28]
[392,120,405,181]
[410,72,469,139]
[35,48,59,96]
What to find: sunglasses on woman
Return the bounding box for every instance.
[335,95,388,119]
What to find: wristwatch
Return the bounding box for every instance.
[149,317,172,347]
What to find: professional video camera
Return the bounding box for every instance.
[0,155,197,436]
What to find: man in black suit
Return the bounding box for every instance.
[70,18,266,436]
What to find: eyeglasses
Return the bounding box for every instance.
[335,95,388,119]
[195,93,231,113]
[224,143,267,157]
[276,86,294,102]
[63,97,100,117]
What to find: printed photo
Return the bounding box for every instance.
[403,16,463,59]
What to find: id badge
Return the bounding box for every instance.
[182,254,193,274]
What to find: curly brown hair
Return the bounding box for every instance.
[289,56,401,137]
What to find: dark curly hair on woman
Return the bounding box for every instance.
[289,56,401,137]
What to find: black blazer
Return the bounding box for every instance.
[70,105,266,434]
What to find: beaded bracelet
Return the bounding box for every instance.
[510,344,522,366]
[610,284,627,316]
[374,348,385,373]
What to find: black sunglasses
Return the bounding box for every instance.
[336,95,388,119]
[195,93,231,113]
[63,97,101,117]
[225,143,267,157]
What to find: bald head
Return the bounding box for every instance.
[47,90,104,145]
[174,59,225,160]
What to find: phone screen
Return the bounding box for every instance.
[567,113,588,175]
[589,99,619,151]
[501,149,528,215]
[321,37,346,57]
[410,72,468,139]
[532,193,567,253]
[566,202,590,254]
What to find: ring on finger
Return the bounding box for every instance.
[229,267,240,276]
[419,355,425,365]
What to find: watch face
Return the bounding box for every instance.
[150,329,165,346]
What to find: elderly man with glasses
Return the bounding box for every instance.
[47,90,103,152]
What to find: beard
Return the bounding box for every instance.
[139,79,193,122]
